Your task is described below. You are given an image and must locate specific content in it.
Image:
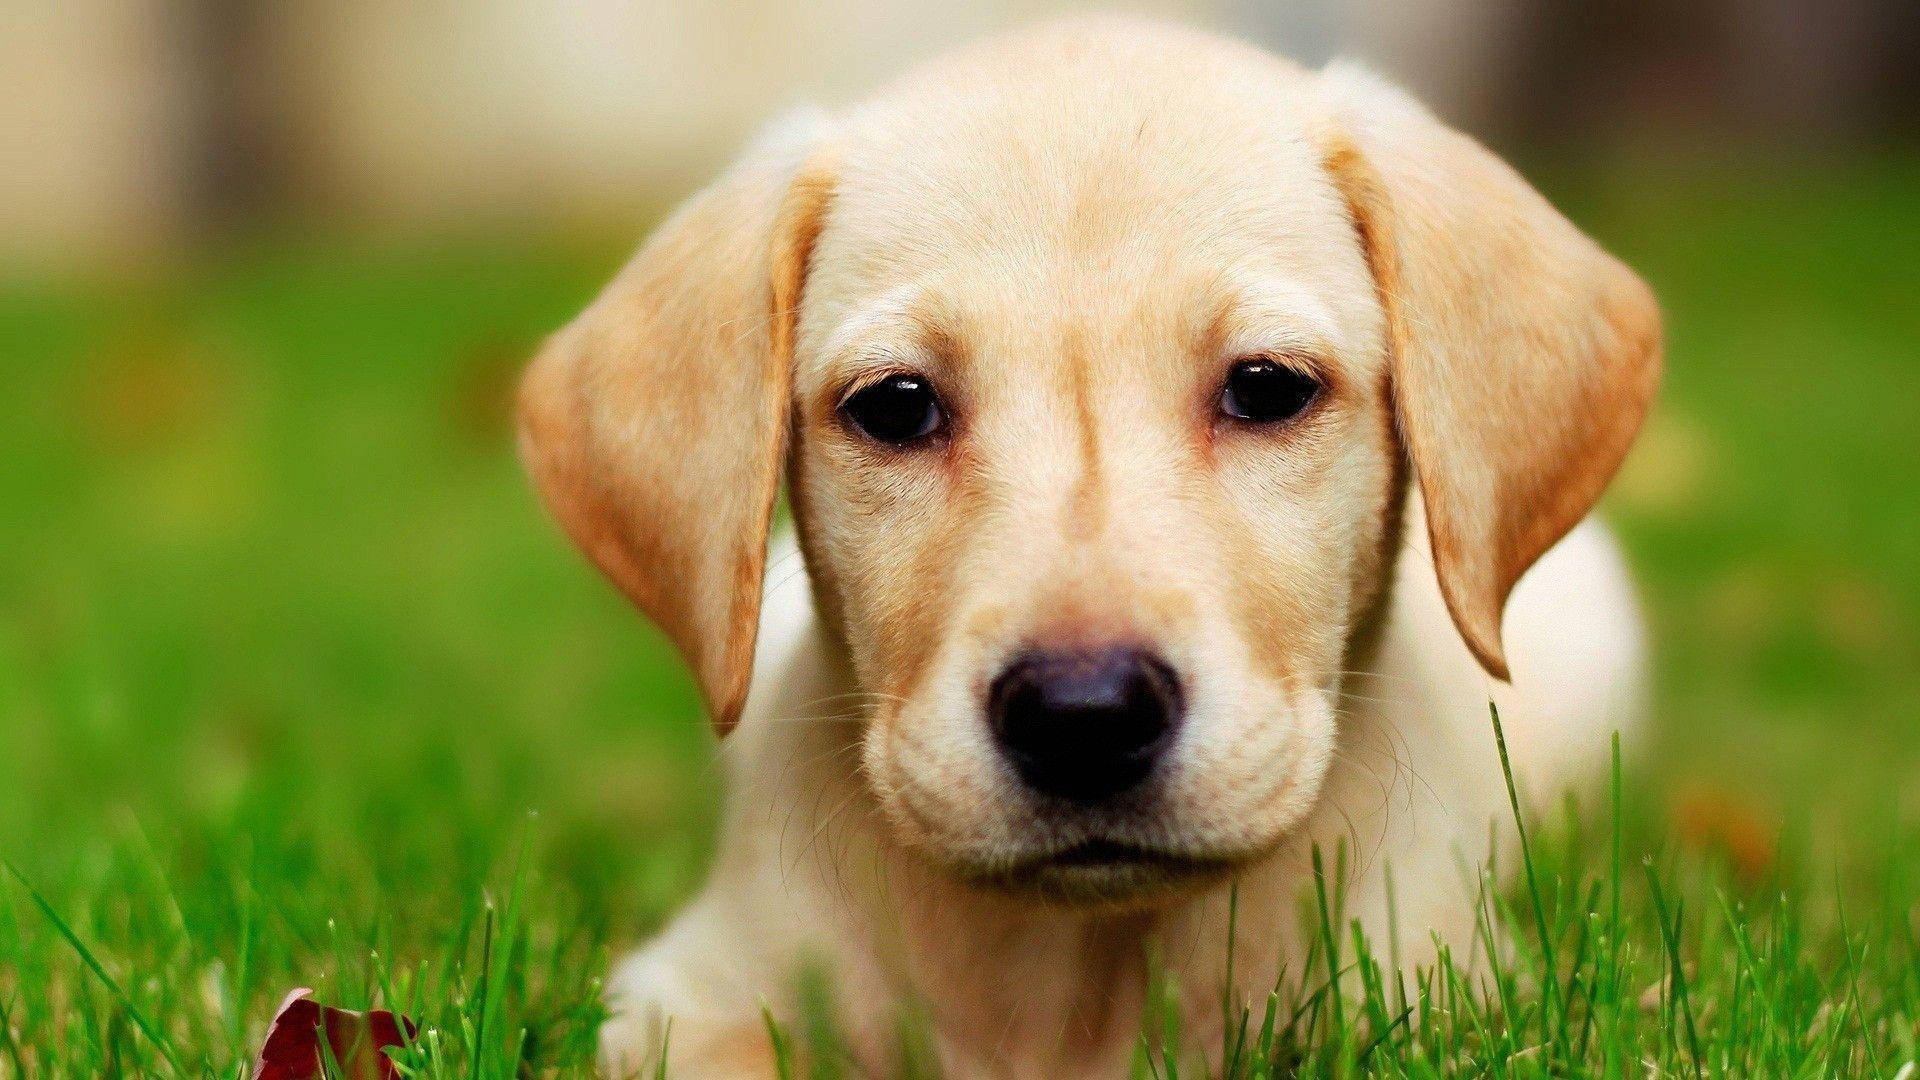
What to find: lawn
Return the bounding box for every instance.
[0,155,1917,1077]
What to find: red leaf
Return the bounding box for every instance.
[255,987,417,1080]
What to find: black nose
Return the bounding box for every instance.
[987,647,1183,804]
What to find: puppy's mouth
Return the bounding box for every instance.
[978,838,1239,904]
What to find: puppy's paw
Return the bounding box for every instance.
[601,944,784,1078]
[598,1005,670,1080]
[601,1010,781,1080]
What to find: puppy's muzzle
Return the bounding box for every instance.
[987,646,1183,804]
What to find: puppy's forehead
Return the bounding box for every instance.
[801,20,1375,374]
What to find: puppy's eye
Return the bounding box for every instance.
[1219,358,1320,424]
[841,374,945,444]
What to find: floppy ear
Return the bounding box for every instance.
[1319,66,1661,680]
[517,114,836,733]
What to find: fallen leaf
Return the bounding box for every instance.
[1672,784,1777,885]
[254,987,415,1080]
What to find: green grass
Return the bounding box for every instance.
[0,155,1917,1076]
[1127,715,1920,1078]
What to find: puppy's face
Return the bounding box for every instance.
[518,21,1660,907]
[788,100,1394,897]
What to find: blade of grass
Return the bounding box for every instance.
[0,990,30,1079]
[3,857,186,1076]
[1221,882,1245,1079]
[1309,845,1345,1037]
[1644,858,1705,1080]
[1836,886,1886,1077]
[469,897,496,1080]
[1488,703,1559,1039]
[764,1001,796,1080]
[1609,731,1623,957]
[647,1016,673,1080]
[1354,1004,1413,1066]
[230,859,256,1060]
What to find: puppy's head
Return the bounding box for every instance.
[519,21,1659,904]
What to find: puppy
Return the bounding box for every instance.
[518,16,1659,1079]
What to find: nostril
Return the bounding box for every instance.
[988,647,1184,804]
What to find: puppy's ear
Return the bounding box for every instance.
[518,114,836,733]
[1319,66,1661,680]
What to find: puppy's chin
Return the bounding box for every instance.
[952,839,1247,911]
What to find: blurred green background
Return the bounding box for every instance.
[1,0,1918,1071]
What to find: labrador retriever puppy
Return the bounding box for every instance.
[518,16,1659,1079]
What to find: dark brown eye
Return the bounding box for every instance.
[1219,358,1320,424]
[841,373,944,444]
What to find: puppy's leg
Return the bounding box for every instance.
[600,830,893,1079]
[602,543,885,1078]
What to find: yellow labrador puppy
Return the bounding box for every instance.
[519,16,1659,1079]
